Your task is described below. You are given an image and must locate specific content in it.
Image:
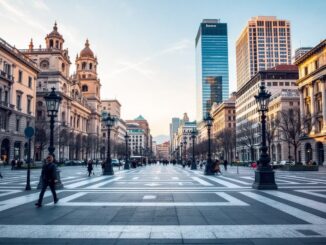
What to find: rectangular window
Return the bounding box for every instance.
[28,77,32,88]
[315,60,319,70]
[16,119,20,132]
[18,70,23,83]
[304,67,308,76]
[27,98,31,114]
[16,94,21,110]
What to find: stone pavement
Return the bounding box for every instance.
[0,164,326,244]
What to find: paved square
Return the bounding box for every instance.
[0,164,326,244]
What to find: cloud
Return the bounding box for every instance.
[32,0,50,11]
[0,0,48,32]
[108,39,192,79]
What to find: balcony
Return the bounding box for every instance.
[0,70,14,83]
[0,101,15,110]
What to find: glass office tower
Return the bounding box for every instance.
[196,19,229,121]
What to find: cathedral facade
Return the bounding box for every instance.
[21,23,102,161]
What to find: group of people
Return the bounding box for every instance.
[11,159,24,170]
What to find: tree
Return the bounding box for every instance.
[275,108,305,164]
[34,120,48,161]
[58,128,69,161]
[215,128,236,162]
[237,120,257,162]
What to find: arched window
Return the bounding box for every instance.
[82,62,86,70]
[55,40,59,49]
[89,63,92,70]
[61,63,65,72]
[63,83,67,93]
[82,85,88,92]
[82,74,86,79]
[49,39,53,48]
[40,60,49,69]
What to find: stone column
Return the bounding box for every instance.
[299,87,305,133]
[310,83,316,134]
[322,79,326,133]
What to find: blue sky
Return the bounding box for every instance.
[0,0,325,136]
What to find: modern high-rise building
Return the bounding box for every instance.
[236,16,292,90]
[169,117,180,152]
[196,19,229,121]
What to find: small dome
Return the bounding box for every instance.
[80,39,94,58]
[47,22,63,39]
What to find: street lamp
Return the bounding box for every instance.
[204,113,214,175]
[102,112,115,175]
[191,128,197,170]
[40,87,63,189]
[252,85,277,190]
[124,132,130,170]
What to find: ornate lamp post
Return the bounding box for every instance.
[252,85,277,190]
[191,128,197,170]
[102,112,115,175]
[41,87,63,189]
[204,113,214,175]
[124,132,130,170]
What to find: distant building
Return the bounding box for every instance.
[210,93,236,162]
[152,141,157,158]
[294,47,312,62]
[126,122,146,157]
[267,89,300,163]
[0,38,39,163]
[295,39,326,165]
[126,115,151,152]
[196,19,229,121]
[156,141,170,160]
[169,117,180,152]
[236,65,298,162]
[101,99,121,118]
[236,16,292,90]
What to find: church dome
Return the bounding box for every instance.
[80,39,94,58]
[47,22,63,39]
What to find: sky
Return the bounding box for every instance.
[0,0,325,137]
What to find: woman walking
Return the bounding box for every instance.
[87,160,93,177]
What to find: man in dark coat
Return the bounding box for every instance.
[35,155,59,207]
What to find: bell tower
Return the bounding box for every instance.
[76,39,101,136]
[45,22,64,50]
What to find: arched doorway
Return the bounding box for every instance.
[271,145,276,162]
[277,144,282,162]
[0,138,10,164]
[316,142,324,165]
[24,143,28,161]
[14,141,21,160]
[305,143,312,163]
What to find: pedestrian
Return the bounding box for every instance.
[87,160,93,177]
[35,155,59,208]
[223,159,228,171]
[213,160,222,175]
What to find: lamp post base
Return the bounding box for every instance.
[252,168,278,190]
[124,162,130,170]
[103,165,114,175]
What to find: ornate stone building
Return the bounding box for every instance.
[296,39,326,165]
[0,38,39,164]
[21,23,102,161]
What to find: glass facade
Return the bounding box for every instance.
[196,20,229,121]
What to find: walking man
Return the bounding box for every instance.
[35,155,59,208]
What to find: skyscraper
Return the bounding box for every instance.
[196,19,229,122]
[236,16,292,90]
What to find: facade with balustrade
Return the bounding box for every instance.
[21,22,102,161]
[296,39,326,165]
[0,38,39,164]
